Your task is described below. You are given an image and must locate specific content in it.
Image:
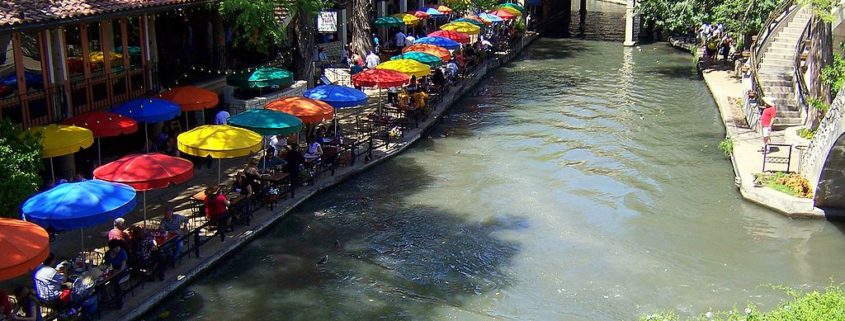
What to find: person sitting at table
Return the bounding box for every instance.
[204,185,231,238]
[107,218,131,250]
[128,226,160,279]
[446,60,459,83]
[397,88,411,109]
[407,75,418,93]
[11,287,41,321]
[32,254,66,307]
[159,208,188,265]
[232,172,254,198]
[412,90,429,110]
[432,68,445,92]
[284,143,305,188]
[259,147,286,171]
[1,290,11,319]
[304,136,323,162]
[103,240,128,310]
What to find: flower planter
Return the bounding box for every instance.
[785,126,812,147]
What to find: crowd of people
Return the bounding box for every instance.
[698,22,734,63]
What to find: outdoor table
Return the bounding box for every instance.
[151,230,178,247]
[191,190,246,221]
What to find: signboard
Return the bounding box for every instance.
[317,11,337,33]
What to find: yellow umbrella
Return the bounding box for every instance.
[27,124,95,181]
[440,22,481,35]
[498,6,523,16]
[392,13,421,25]
[177,125,262,182]
[376,59,432,78]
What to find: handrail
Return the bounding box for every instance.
[794,16,812,115]
[750,0,798,99]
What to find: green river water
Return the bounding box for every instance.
[143,37,845,321]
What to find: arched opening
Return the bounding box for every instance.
[815,132,845,210]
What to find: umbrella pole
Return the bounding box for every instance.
[143,191,147,229]
[80,228,84,253]
[218,159,222,184]
[50,157,55,183]
[186,112,189,130]
[97,137,102,166]
[145,123,149,153]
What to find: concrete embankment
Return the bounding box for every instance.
[110,33,541,321]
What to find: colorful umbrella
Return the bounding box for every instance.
[377,59,432,77]
[158,86,219,112]
[61,111,139,163]
[177,125,263,182]
[422,7,445,17]
[441,22,481,35]
[497,6,523,16]
[414,36,462,49]
[500,2,527,14]
[408,10,430,19]
[392,13,421,25]
[428,4,452,13]
[428,30,471,44]
[21,180,137,231]
[28,124,94,181]
[226,67,294,89]
[0,218,50,281]
[266,97,335,124]
[351,69,410,88]
[403,44,452,61]
[454,17,487,27]
[304,84,369,108]
[94,153,194,226]
[374,16,404,28]
[490,9,518,20]
[111,97,181,152]
[228,109,304,136]
[391,52,443,67]
[479,13,505,23]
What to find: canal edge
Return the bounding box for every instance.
[116,34,541,321]
[668,40,824,218]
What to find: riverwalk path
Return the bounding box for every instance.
[31,33,539,321]
[698,63,824,217]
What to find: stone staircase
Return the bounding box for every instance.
[757,7,812,128]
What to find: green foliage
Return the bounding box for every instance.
[0,119,42,218]
[821,43,845,97]
[798,0,835,22]
[637,0,785,39]
[218,0,325,53]
[805,96,830,112]
[798,127,816,139]
[718,137,733,157]
[641,285,845,321]
[445,0,499,15]
[754,171,814,198]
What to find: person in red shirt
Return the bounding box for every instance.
[204,185,230,241]
[760,101,777,152]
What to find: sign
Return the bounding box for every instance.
[317,11,337,33]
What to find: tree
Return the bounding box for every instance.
[350,0,372,57]
[636,0,785,44]
[0,119,42,218]
[444,0,500,15]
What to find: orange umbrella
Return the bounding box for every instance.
[266,97,334,124]
[0,218,50,281]
[158,86,219,112]
[403,44,451,62]
[490,9,517,20]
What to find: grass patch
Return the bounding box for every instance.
[641,285,845,321]
[718,137,733,157]
[753,172,814,199]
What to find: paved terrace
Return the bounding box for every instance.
[1,33,539,321]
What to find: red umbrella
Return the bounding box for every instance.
[428,30,470,44]
[352,69,410,88]
[94,153,194,226]
[408,10,430,19]
[0,218,49,281]
[61,111,138,163]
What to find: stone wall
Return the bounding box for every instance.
[800,87,845,207]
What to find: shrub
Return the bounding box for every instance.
[718,137,733,157]
[754,172,814,198]
[798,127,815,140]
[0,119,42,218]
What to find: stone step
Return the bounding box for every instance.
[764,47,797,54]
[762,52,795,60]
[759,64,793,71]
[766,92,795,100]
[762,86,794,94]
[758,73,794,80]
[768,42,795,49]
[760,80,792,87]
[760,57,795,65]
[773,117,803,129]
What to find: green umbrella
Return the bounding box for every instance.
[227,67,294,89]
[227,109,303,136]
[500,2,527,14]
[374,16,404,28]
[391,52,443,67]
[454,18,485,28]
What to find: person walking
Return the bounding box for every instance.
[366,51,380,69]
[395,30,406,48]
[760,101,777,153]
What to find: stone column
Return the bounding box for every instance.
[623,0,637,47]
[340,8,348,46]
[400,0,408,33]
[418,0,424,10]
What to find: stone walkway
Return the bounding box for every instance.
[699,63,823,217]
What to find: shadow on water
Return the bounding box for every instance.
[514,39,584,61]
[143,160,524,321]
[646,64,702,80]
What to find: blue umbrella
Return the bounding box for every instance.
[422,7,445,17]
[21,180,137,231]
[479,13,505,23]
[112,97,181,152]
[414,36,461,50]
[304,85,368,108]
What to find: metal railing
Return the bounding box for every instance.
[763,143,795,172]
[794,16,813,119]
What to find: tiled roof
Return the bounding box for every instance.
[0,0,200,28]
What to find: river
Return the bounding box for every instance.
[144,33,845,321]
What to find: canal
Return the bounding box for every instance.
[144,39,845,321]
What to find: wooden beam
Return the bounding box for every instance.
[11,31,31,127]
